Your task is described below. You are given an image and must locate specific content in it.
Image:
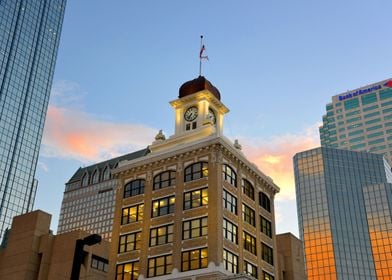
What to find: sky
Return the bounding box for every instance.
[34,0,392,236]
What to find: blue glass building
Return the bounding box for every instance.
[0,0,66,241]
[294,147,392,279]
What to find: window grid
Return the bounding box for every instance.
[118,231,141,253]
[262,242,274,265]
[181,248,208,271]
[223,164,237,186]
[242,179,254,200]
[242,204,256,227]
[223,249,238,274]
[121,204,144,225]
[244,260,258,279]
[148,254,173,277]
[223,189,237,215]
[223,218,238,244]
[150,224,174,246]
[184,188,208,210]
[124,179,145,198]
[261,216,272,238]
[260,192,271,212]
[183,216,208,240]
[153,171,176,190]
[116,261,139,280]
[243,231,257,255]
[152,196,175,217]
[184,162,208,182]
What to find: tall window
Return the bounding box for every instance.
[260,192,271,212]
[223,219,238,244]
[150,224,174,246]
[92,170,99,184]
[261,216,272,238]
[242,204,256,227]
[121,204,144,225]
[124,179,145,198]
[154,170,176,190]
[148,255,173,277]
[103,167,110,181]
[242,179,254,200]
[118,231,141,253]
[243,231,257,255]
[223,164,237,186]
[184,188,208,210]
[223,189,237,215]
[116,261,139,280]
[223,250,238,274]
[181,248,208,271]
[152,196,175,217]
[184,162,208,182]
[263,271,275,280]
[244,261,258,278]
[183,216,208,239]
[82,173,89,186]
[262,243,274,265]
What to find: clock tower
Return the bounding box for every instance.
[150,76,229,153]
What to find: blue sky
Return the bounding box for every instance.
[34,0,392,236]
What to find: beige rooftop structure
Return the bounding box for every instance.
[109,76,280,280]
[276,233,306,280]
[0,210,109,280]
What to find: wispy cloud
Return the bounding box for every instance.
[41,81,157,163]
[240,123,321,200]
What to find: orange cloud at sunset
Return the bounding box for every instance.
[241,124,320,201]
[41,105,157,163]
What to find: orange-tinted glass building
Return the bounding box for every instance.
[294,147,392,279]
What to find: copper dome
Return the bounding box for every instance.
[179,76,221,100]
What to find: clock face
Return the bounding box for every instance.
[207,108,216,124]
[184,106,198,122]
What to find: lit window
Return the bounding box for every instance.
[184,162,208,182]
[152,196,175,217]
[183,216,207,240]
[223,249,238,274]
[223,164,237,186]
[244,261,258,278]
[118,231,141,253]
[262,243,274,265]
[116,261,139,280]
[263,271,275,280]
[260,192,271,212]
[181,248,208,271]
[243,231,256,255]
[148,255,173,277]
[121,204,144,225]
[223,189,237,215]
[124,179,145,198]
[150,224,174,246]
[242,204,255,227]
[242,179,254,200]
[223,219,238,244]
[184,188,208,210]
[153,170,176,190]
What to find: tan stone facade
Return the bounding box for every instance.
[0,210,109,280]
[276,233,306,280]
[109,78,280,280]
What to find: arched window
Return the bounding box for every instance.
[153,170,176,190]
[124,179,145,198]
[223,165,237,186]
[242,179,254,200]
[259,192,271,212]
[82,173,89,186]
[184,162,208,182]
[92,170,99,184]
[103,167,110,181]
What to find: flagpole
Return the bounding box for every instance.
[199,35,203,76]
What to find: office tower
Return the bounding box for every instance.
[58,149,149,241]
[320,78,392,164]
[0,0,66,241]
[294,147,392,279]
[109,76,280,280]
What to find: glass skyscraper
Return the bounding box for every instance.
[0,0,66,241]
[294,147,392,279]
[320,78,392,165]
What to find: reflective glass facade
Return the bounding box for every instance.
[294,147,392,279]
[0,0,66,241]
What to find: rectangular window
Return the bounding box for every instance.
[243,231,257,255]
[244,261,258,279]
[364,111,380,119]
[368,131,383,138]
[260,192,271,212]
[383,107,392,114]
[148,255,173,277]
[242,180,254,200]
[118,231,141,253]
[261,216,272,238]
[150,224,173,246]
[348,129,363,136]
[365,118,381,125]
[223,218,238,244]
[351,143,366,149]
[116,261,139,280]
[347,116,361,123]
[382,100,392,107]
[347,123,363,129]
[121,204,144,225]
[369,138,385,145]
[379,88,392,100]
[242,204,255,227]
[263,271,275,280]
[361,92,377,105]
[91,255,108,272]
[262,243,274,265]
[152,196,175,217]
[223,189,237,215]
[345,109,360,117]
[363,104,379,111]
[184,188,208,210]
[223,249,238,274]
[183,216,208,240]
[344,98,359,110]
[181,248,208,271]
[349,136,365,143]
[367,125,383,131]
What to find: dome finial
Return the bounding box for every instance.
[199,35,209,77]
